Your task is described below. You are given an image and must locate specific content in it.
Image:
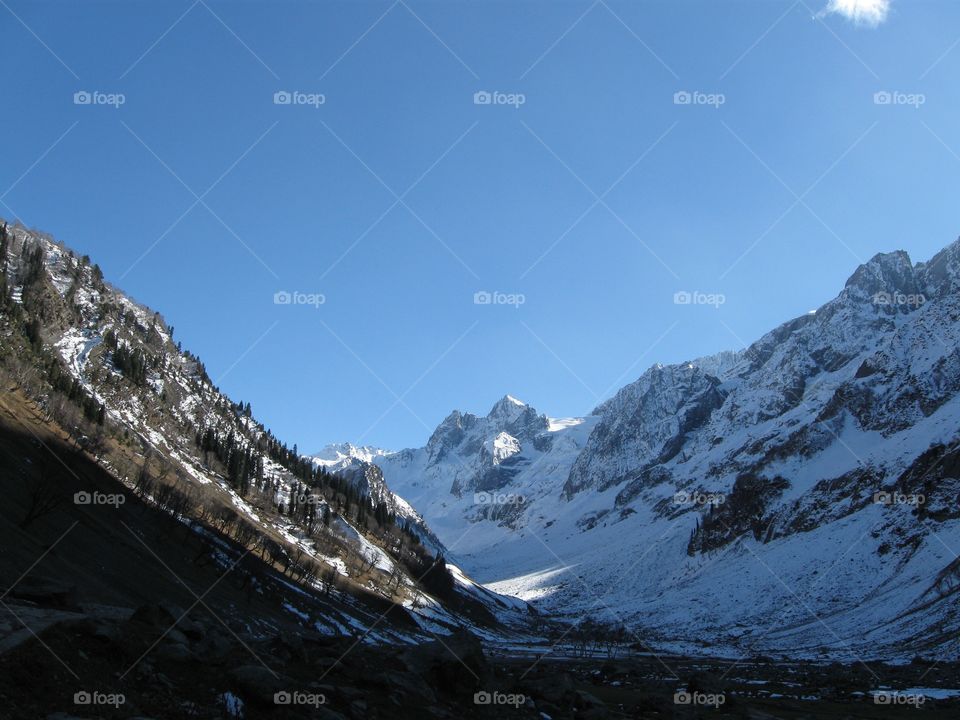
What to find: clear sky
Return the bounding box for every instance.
[2,0,959,451]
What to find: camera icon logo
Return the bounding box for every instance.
[474,290,492,305]
[473,691,492,704]
[74,91,92,105]
[274,290,292,305]
[274,691,292,705]
[673,290,692,305]
[473,91,492,105]
[874,90,892,105]
[74,691,92,705]
[74,491,92,505]
[274,90,292,105]
[673,691,692,705]
[673,91,692,105]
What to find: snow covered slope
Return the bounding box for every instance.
[0,220,527,637]
[334,239,960,660]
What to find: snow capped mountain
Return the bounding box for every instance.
[9,212,960,660]
[351,239,960,660]
[565,363,726,496]
[313,442,393,467]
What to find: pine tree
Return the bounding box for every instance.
[0,223,9,272]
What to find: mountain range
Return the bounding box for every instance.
[4,215,960,665]
[316,240,960,661]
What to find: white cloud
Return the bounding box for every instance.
[819,0,891,27]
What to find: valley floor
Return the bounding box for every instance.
[4,622,960,719]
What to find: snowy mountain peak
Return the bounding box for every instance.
[487,394,532,421]
[482,431,522,465]
[842,249,920,307]
[917,235,960,299]
[312,442,392,467]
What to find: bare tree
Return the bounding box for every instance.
[387,563,405,595]
[19,460,65,530]
[321,565,339,597]
[359,551,377,575]
[86,428,107,460]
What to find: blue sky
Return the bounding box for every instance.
[3,0,960,451]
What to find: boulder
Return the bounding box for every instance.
[153,641,194,663]
[228,665,289,706]
[193,631,234,664]
[129,603,178,629]
[401,630,490,698]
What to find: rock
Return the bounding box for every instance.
[228,665,288,706]
[522,672,574,705]
[401,630,490,698]
[9,578,77,608]
[370,669,437,706]
[269,630,307,663]
[154,641,194,663]
[159,672,175,689]
[573,689,605,709]
[129,603,178,629]
[61,617,122,646]
[193,632,234,664]
[91,621,123,644]
[164,628,189,646]
[179,617,205,641]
